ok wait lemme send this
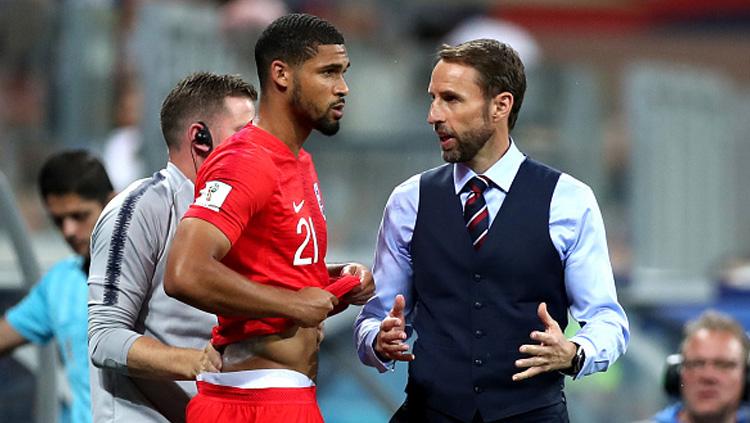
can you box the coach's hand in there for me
[185,342,222,379]
[512,302,577,381]
[374,294,415,362]
[292,287,338,327]
[340,263,375,305]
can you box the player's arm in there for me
[165,217,337,328]
[88,197,218,380]
[0,319,28,355]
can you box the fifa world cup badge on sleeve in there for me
[195,181,232,212]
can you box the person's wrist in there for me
[560,342,585,376]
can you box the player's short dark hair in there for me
[681,309,750,365]
[160,72,257,150]
[39,150,113,205]
[254,13,344,88]
[438,39,526,131]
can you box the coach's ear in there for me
[491,92,513,124]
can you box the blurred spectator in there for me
[102,73,145,192]
[0,150,114,423]
[219,0,287,77]
[651,310,750,423]
[444,15,541,70]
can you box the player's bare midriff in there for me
[220,324,322,380]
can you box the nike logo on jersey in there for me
[293,200,305,213]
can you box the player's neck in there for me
[255,100,311,157]
[167,151,197,183]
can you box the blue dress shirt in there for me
[354,141,629,378]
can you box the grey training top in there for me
[88,162,216,422]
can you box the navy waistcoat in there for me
[409,158,567,421]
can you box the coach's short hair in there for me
[160,72,257,150]
[39,150,113,205]
[681,309,750,365]
[438,39,526,131]
[254,13,344,88]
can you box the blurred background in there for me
[1,0,750,422]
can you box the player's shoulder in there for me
[211,134,275,168]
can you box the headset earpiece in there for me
[194,121,213,154]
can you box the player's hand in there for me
[291,287,339,327]
[512,302,577,381]
[340,263,375,305]
[186,342,222,379]
[374,294,414,362]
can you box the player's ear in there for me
[270,60,291,90]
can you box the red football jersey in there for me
[184,124,331,346]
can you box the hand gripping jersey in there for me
[184,124,345,347]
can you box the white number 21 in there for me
[293,217,319,266]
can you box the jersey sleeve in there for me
[87,185,165,372]
[184,147,277,244]
[5,271,56,344]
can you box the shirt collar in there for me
[166,161,189,183]
[453,138,526,194]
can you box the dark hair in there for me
[438,39,526,130]
[254,13,344,88]
[160,72,257,150]
[39,150,113,205]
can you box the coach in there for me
[354,39,629,422]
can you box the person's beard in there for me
[438,110,494,163]
[291,82,341,136]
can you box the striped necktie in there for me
[463,175,490,250]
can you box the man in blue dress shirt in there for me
[0,150,114,423]
[354,39,629,422]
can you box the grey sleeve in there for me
[87,192,162,372]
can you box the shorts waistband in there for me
[197,369,314,389]
[196,381,317,404]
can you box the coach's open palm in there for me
[512,302,577,381]
[375,294,415,362]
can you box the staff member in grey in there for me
[88,72,257,422]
